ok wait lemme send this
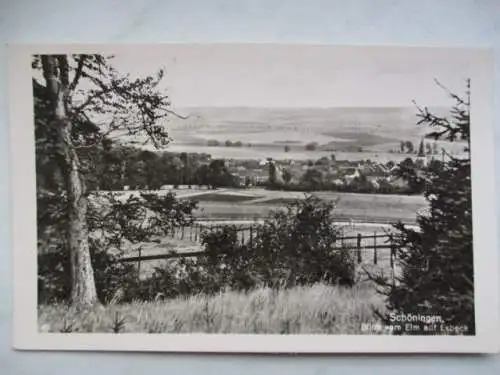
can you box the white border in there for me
[9,44,499,353]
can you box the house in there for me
[343,167,361,183]
[259,159,268,167]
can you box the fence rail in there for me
[117,223,398,268]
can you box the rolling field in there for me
[106,188,427,225]
[184,188,427,225]
[156,106,466,162]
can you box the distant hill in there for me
[166,106,448,146]
[120,106,465,158]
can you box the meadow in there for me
[38,282,386,334]
[182,188,428,225]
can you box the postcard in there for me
[9,43,499,353]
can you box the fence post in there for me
[189,225,193,241]
[373,232,378,265]
[137,247,142,275]
[357,233,362,264]
[390,244,396,285]
[249,226,253,248]
[181,226,185,240]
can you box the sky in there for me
[106,44,479,109]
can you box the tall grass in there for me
[38,282,385,334]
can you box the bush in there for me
[251,196,355,287]
[305,142,318,151]
[140,196,356,300]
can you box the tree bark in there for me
[41,55,99,307]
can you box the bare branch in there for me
[69,55,87,91]
[434,78,466,106]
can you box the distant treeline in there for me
[37,141,240,193]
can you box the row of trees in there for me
[207,139,248,147]
[93,145,238,190]
[398,139,439,156]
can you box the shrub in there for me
[251,196,355,288]
[146,196,356,299]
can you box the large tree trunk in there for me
[41,55,98,307]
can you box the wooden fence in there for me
[117,223,399,276]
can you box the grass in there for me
[192,189,427,224]
[38,282,387,334]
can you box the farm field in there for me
[102,188,428,225]
[154,106,467,162]
[38,282,386,334]
[184,188,428,225]
[165,143,416,163]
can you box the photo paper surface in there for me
[9,44,499,353]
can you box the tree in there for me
[282,169,292,184]
[417,138,425,157]
[400,141,405,153]
[34,54,181,307]
[404,141,414,154]
[267,158,278,186]
[225,140,233,147]
[180,152,189,185]
[305,142,318,151]
[425,142,432,155]
[393,157,425,194]
[207,139,220,147]
[372,79,474,334]
[284,145,290,153]
[205,159,235,188]
[300,168,324,191]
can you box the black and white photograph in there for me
[10,44,498,353]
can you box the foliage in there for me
[34,53,186,305]
[68,196,357,304]
[305,142,319,151]
[250,196,356,288]
[372,80,474,335]
[145,196,356,295]
[392,157,426,194]
[38,191,198,304]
